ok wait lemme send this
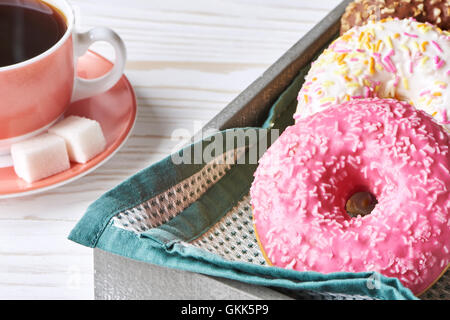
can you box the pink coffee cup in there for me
[0,0,127,154]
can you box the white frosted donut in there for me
[295,18,450,130]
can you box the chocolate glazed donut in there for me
[341,0,450,34]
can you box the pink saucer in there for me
[0,51,137,198]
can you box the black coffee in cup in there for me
[0,0,67,68]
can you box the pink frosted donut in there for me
[251,98,450,295]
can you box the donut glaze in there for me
[295,18,450,130]
[251,99,450,295]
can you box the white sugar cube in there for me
[11,134,70,183]
[49,116,106,164]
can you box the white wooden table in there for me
[0,0,341,299]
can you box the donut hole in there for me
[345,191,378,218]
[331,165,388,220]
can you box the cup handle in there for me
[71,27,127,102]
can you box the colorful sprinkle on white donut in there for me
[295,18,450,130]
